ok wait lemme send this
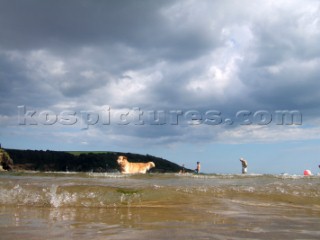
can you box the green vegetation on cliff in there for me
[5,149,189,173]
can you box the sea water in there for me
[0,171,319,239]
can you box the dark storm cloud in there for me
[0,0,214,61]
[0,0,219,111]
[0,0,164,49]
[0,51,63,115]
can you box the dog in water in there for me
[117,155,155,174]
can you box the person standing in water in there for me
[240,158,248,174]
[179,164,186,174]
[195,162,200,173]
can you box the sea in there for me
[0,171,319,240]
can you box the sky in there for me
[1,0,320,174]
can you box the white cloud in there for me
[91,68,164,107]
[25,50,67,78]
[217,125,320,144]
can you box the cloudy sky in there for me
[1,0,320,174]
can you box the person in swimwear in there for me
[240,158,248,174]
[179,164,186,174]
[195,162,200,174]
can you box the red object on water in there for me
[303,170,312,176]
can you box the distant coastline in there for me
[4,148,191,173]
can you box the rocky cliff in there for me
[0,149,14,171]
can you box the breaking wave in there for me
[0,172,319,208]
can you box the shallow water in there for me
[0,172,319,239]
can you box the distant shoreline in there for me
[4,148,191,173]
